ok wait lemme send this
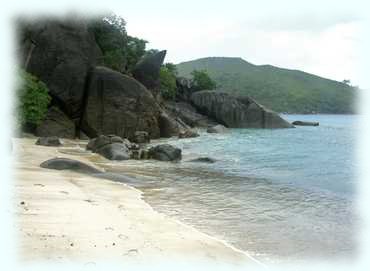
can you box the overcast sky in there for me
[3,0,367,88]
[110,0,365,87]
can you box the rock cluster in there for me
[21,18,293,144]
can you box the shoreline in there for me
[13,137,264,267]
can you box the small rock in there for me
[178,129,200,139]
[35,136,62,146]
[207,124,229,134]
[148,144,182,161]
[189,157,216,163]
[292,121,319,126]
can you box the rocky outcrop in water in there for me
[86,135,135,160]
[178,129,199,139]
[191,91,293,128]
[292,121,319,126]
[207,124,228,133]
[148,144,182,161]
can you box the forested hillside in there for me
[177,57,357,113]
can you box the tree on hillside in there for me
[191,70,216,91]
[342,79,351,85]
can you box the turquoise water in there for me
[102,114,359,264]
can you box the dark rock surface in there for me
[132,50,166,95]
[158,112,180,138]
[36,106,76,139]
[86,135,131,160]
[81,66,161,139]
[40,157,102,174]
[175,77,195,102]
[191,91,293,128]
[19,18,102,118]
[96,143,130,160]
[207,124,229,134]
[188,157,216,163]
[148,144,182,161]
[292,121,319,126]
[165,101,218,128]
[35,136,62,146]
[131,131,150,144]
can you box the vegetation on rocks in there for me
[89,13,148,73]
[16,70,51,128]
[159,63,178,100]
[190,69,217,91]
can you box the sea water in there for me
[100,114,359,264]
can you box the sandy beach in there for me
[13,137,262,267]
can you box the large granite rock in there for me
[132,50,167,96]
[148,144,182,161]
[81,66,161,139]
[19,18,102,118]
[191,91,293,128]
[36,106,76,139]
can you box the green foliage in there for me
[17,70,51,127]
[89,13,128,72]
[126,35,148,71]
[164,63,178,76]
[159,66,177,100]
[89,13,148,73]
[190,69,216,91]
[177,57,357,113]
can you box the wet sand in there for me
[13,138,262,268]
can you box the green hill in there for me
[176,57,357,113]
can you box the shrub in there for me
[191,69,216,91]
[159,66,177,100]
[16,70,51,127]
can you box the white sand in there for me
[13,138,262,267]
